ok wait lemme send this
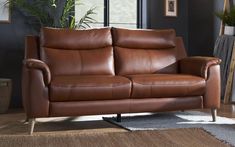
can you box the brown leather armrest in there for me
[23,59,51,85]
[179,56,221,79]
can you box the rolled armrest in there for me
[179,56,221,79]
[23,59,51,85]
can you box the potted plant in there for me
[216,6,235,35]
[5,0,96,31]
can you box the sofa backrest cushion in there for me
[112,28,186,75]
[113,28,176,49]
[40,27,114,76]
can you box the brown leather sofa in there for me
[22,27,221,135]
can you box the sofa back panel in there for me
[175,37,187,60]
[43,47,115,76]
[41,27,112,50]
[25,36,40,59]
[112,28,176,49]
[115,47,178,75]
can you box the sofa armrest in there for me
[22,59,50,118]
[180,56,221,109]
[179,56,221,79]
[23,59,51,85]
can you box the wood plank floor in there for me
[201,103,235,119]
[0,103,235,135]
[5,103,235,118]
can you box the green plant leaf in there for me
[6,0,97,30]
[76,6,97,29]
[215,7,235,26]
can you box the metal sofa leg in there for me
[117,114,121,122]
[211,109,217,122]
[29,118,36,135]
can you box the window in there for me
[75,0,142,29]
[75,0,104,28]
[109,0,137,28]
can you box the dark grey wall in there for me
[147,0,189,50]
[187,0,225,56]
[0,10,36,108]
[188,0,214,56]
[147,0,224,56]
[214,0,225,42]
[0,1,66,108]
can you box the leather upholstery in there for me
[129,97,203,113]
[50,97,203,117]
[50,100,131,116]
[23,59,51,85]
[126,74,205,98]
[22,66,49,118]
[42,47,114,76]
[40,27,114,76]
[22,27,221,120]
[112,28,176,49]
[174,37,187,60]
[25,36,40,59]
[204,65,221,109]
[41,27,112,50]
[113,28,186,75]
[115,47,179,75]
[179,56,221,79]
[50,75,131,101]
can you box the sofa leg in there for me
[29,118,36,135]
[117,114,121,122]
[25,117,29,123]
[211,109,217,122]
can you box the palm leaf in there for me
[77,7,97,29]
[6,0,97,29]
[60,0,78,28]
[6,0,54,27]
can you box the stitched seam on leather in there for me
[150,80,153,97]
[115,45,175,50]
[129,99,131,113]
[121,76,134,98]
[204,63,219,80]
[78,51,83,75]
[147,50,153,73]
[133,81,205,86]
[52,84,130,88]
[130,80,134,98]
[200,63,207,78]
[42,46,109,50]
[111,83,114,98]
[67,85,72,101]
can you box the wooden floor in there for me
[201,103,235,119]
[2,103,235,119]
[219,103,235,118]
[0,103,235,135]
[2,103,235,121]
[7,103,235,117]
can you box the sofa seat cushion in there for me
[50,75,131,102]
[126,74,206,98]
